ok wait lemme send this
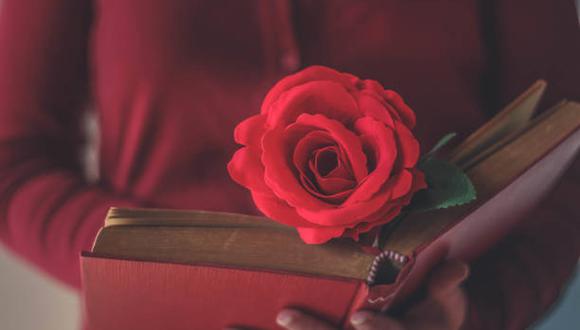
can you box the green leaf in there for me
[425,132,457,158]
[410,157,476,211]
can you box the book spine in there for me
[341,250,413,329]
[367,250,409,286]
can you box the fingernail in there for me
[276,309,295,326]
[350,312,371,325]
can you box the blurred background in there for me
[0,1,578,330]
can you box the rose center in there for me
[314,147,339,177]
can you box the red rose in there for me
[228,66,426,244]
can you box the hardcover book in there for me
[81,82,580,329]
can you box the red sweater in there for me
[0,1,578,329]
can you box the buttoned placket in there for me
[259,0,302,75]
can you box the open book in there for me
[81,82,580,330]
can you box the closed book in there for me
[81,82,580,329]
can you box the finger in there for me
[350,311,405,330]
[276,309,336,330]
[427,260,469,298]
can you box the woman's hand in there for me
[275,260,469,330]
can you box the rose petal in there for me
[233,115,267,147]
[296,188,392,226]
[300,174,354,205]
[227,148,269,193]
[344,203,403,240]
[262,128,331,210]
[388,169,414,199]
[363,168,423,224]
[326,156,351,178]
[294,168,413,226]
[384,90,416,128]
[360,79,385,93]
[344,177,427,240]
[410,167,428,192]
[296,226,347,244]
[299,171,420,240]
[311,146,339,177]
[356,92,395,128]
[300,139,352,179]
[266,81,360,128]
[357,80,410,126]
[261,66,356,114]
[292,113,368,182]
[309,146,355,181]
[293,131,334,175]
[394,121,421,168]
[251,191,315,228]
[308,146,357,195]
[383,102,404,124]
[345,117,397,204]
[313,175,356,195]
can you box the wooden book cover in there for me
[81,83,580,330]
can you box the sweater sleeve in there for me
[464,1,580,328]
[0,0,140,289]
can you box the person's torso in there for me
[91,0,488,213]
